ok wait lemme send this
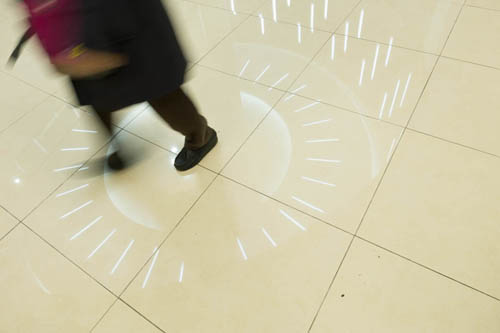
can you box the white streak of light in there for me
[70,216,102,240]
[269,73,289,90]
[294,101,320,113]
[230,0,236,15]
[56,184,89,198]
[330,35,335,60]
[272,0,277,22]
[357,9,364,38]
[262,228,277,247]
[53,164,83,172]
[310,3,315,32]
[259,13,265,35]
[388,79,401,118]
[400,72,412,107]
[324,0,328,19]
[298,22,302,44]
[179,261,185,283]
[255,64,271,82]
[238,59,250,77]
[359,59,366,86]
[60,147,89,151]
[110,240,135,275]
[60,200,93,220]
[302,176,336,187]
[306,138,339,143]
[237,238,248,260]
[87,229,116,259]
[279,209,307,231]
[292,196,325,213]
[302,119,331,127]
[379,92,388,119]
[72,129,97,133]
[385,37,393,67]
[344,22,349,52]
[306,158,341,163]
[142,248,159,288]
[371,44,380,80]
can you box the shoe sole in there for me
[175,132,218,171]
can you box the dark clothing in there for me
[72,0,187,112]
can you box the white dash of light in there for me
[56,184,89,198]
[272,0,277,22]
[110,239,135,275]
[262,228,277,247]
[53,164,83,172]
[70,216,102,240]
[255,64,271,82]
[324,0,328,20]
[399,72,412,107]
[269,73,289,90]
[310,3,315,32]
[306,138,339,143]
[371,44,380,80]
[259,13,265,35]
[297,22,302,44]
[178,261,185,283]
[302,119,331,127]
[239,59,250,77]
[230,0,236,15]
[357,9,365,38]
[301,176,336,187]
[60,147,89,152]
[292,196,325,213]
[280,209,307,231]
[287,0,290,7]
[307,158,341,163]
[78,166,89,172]
[294,101,320,113]
[142,249,160,288]
[87,229,116,259]
[330,35,335,60]
[385,36,393,67]
[60,200,93,220]
[237,237,248,260]
[389,79,401,118]
[379,92,388,119]
[344,22,349,53]
[359,59,366,86]
[72,129,97,133]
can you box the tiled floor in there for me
[1,0,500,332]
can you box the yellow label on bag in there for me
[69,44,86,59]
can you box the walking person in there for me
[16,0,217,171]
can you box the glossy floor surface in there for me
[1,0,500,332]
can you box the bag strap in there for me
[8,27,35,65]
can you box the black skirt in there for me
[71,0,187,112]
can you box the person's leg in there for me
[149,87,217,170]
[93,108,125,170]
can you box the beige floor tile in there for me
[467,0,500,10]
[123,176,351,333]
[24,131,216,294]
[0,71,48,133]
[410,57,500,156]
[166,0,248,63]
[0,225,114,332]
[0,97,112,219]
[256,0,359,32]
[291,36,437,126]
[223,96,403,232]
[359,131,500,298]
[310,238,500,332]
[187,0,266,14]
[0,208,17,239]
[200,16,330,90]
[340,0,462,54]
[93,301,162,333]
[443,6,500,68]
[126,66,283,172]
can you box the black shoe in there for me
[107,151,126,171]
[175,130,218,171]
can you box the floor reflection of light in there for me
[292,196,325,213]
[142,248,159,288]
[269,73,289,90]
[53,164,84,172]
[70,216,102,240]
[60,147,89,151]
[294,101,320,113]
[279,209,307,231]
[87,228,116,259]
[388,79,401,118]
[302,119,331,127]
[285,84,307,101]
[287,0,290,7]
[379,92,388,119]
[324,0,328,20]
[111,239,135,275]
[301,176,336,187]
[359,59,366,86]
[330,35,335,60]
[60,200,93,219]
[56,184,89,198]
[385,37,394,67]
[400,73,413,107]
[255,64,271,82]
[297,22,302,44]
[72,129,97,134]
[259,13,265,35]
[305,138,339,143]
[239,59,250,77]
[371,44,380,80]
[13,177,21,184]
[230,0,236,15]
[272,0,277,22]
[344,22,349,53]
[310,3,315,32]
[179,261,185,283]
[262,228,277,247]
[78,166,89,172]
[236,237,248,260]
[306,158,341,163]
[357,9,364,38]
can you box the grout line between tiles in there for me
[0,221,21,243]
[465,3,500,12]
[111,299,168,333]
[89,298,121,333]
